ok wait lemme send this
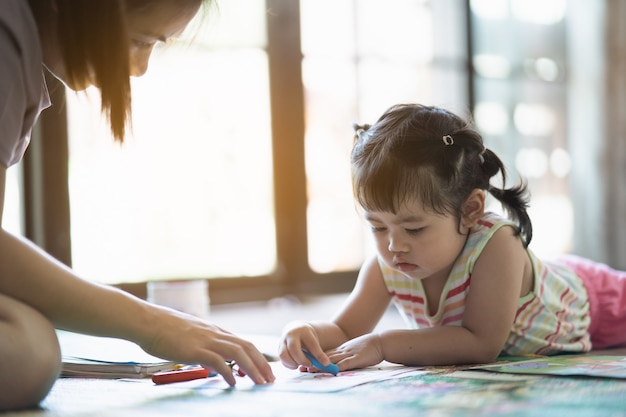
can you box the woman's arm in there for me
[0,166,274,387]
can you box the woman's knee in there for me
[0,294,61,410]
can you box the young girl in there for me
[279,103,626,374]
[1,0,274,410]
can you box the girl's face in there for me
[364,200,470,281]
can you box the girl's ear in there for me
[461,188,485,229]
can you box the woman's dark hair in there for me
[54,0,131,141]
[351,103,533,246]
[29,0,208,142]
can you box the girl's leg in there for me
[0,293,61,410]
[558,255,626,349]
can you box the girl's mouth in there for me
[395,262,417,273]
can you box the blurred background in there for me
[4,0,625,305]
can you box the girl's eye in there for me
[370,226,386,233]
[405,227,425,235]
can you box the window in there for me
[55,0,468,303]
[2,165,23,235]
[66,1,275,284]
[470,0,572,257]
[301,0,469,273]
[10,0,577,304]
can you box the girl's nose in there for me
[388,235,408,253]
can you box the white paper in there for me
[150,361,428,392]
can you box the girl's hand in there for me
[326,333,384,371]
[138,305,275,387]
[278,320,332,372]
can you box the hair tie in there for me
[442,135,454,145]
[478,146,487,164]
[353,123,370,141]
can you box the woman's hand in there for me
[138,305,275,387]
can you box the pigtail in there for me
[481,149,533,246]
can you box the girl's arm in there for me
[332,255,393,339]
[279,255,392,370]
[331,226,530,369]
[327,227,532,370]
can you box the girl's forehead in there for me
[362,199,441,222]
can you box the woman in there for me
[0,0,275,410]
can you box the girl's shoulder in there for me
[469,211,520,247]
[475,211,517,230]
[453,212,521,274]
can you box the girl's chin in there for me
[395,263,418,273]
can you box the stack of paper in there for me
[61,357,176,378]
[57,330,177,378]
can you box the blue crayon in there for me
[303,351,339,376]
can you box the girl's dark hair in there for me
[351,103,533,246]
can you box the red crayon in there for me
[152,366,214,385]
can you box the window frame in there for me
[22,1,481,305]
[23,0,365,305]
